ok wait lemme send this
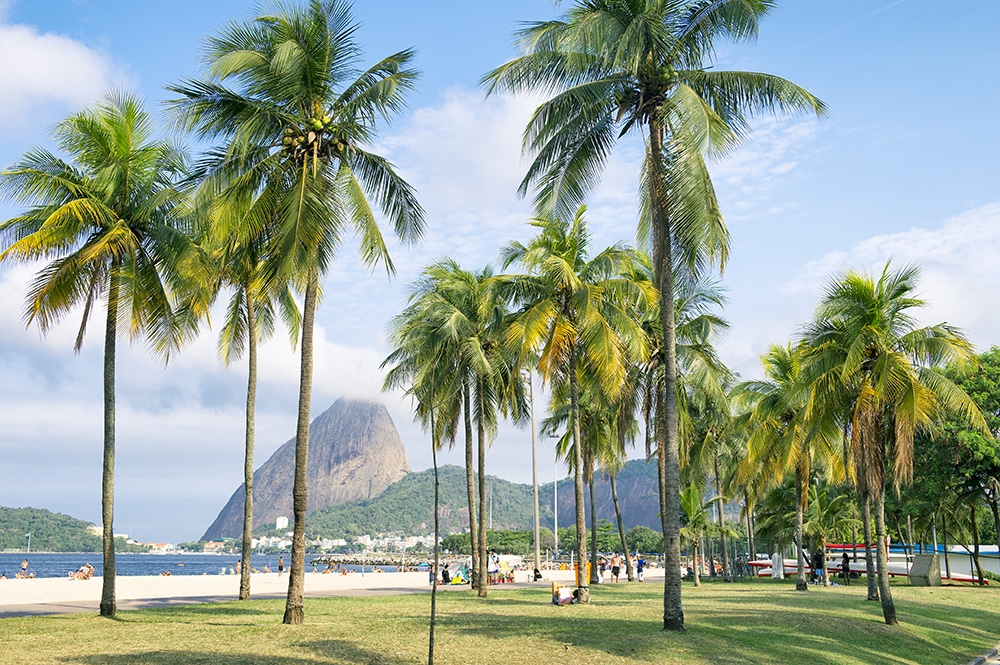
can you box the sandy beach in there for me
[0,567,633,617]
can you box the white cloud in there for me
[786,202,1000,349]
[0,15,123,131]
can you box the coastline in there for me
[0,567,647,617]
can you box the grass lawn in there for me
[4,579,999,664]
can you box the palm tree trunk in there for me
[462,380,479,590]
[795,467,807,591]
[569,346,589,603]
[476,377,488,598]
[99,271,119,618]
[988,492,1000,557]
[428,410,439,665]
[239,291,257,601]
[745,491,757,571]
[971,504,985,586]
[692,539,701,587]
[649,113,683,631]
[610,474,634,581]
[941,512,951,579]
[283,272,317,625]
[874,490,898,625]
[589,473,599,584]
[862,492,878,600]
[714,452,731,582]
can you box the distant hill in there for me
[305,458,666,538]
[203,398,411,540]
[0,506,100,552]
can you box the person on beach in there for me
[21,559,28,578]
[277,556,284,577]
[841,551,851,586]
[637,555,645,582]
[611,552,621,583]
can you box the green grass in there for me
[3,580,999,664]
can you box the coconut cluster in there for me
[281,115,345,158]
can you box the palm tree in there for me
[802,263,987,624]
[679,481,717,587]
[627,254,733,582]
[387,259,522,597]
[498,207,652,603]
[484,0,825,629]
[0,91,199,617]
[169,0,424,624]
[733,343,842,591]
[382,289,454,665]
[210,239,300,601]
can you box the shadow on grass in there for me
[440,587,999,664]
[301,639,413,665]
[64,651,335,665]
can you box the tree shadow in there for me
[300,639,410,665]
[65,651,333,665]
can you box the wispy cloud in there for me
[823,0,906,37]
[785,202,1000,346]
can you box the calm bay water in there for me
[0,553,378,579]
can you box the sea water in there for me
[0,553,392,579]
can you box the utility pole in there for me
[553,448,559,561]
[525,369,541,575]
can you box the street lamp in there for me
[25,532,31,553]
[523,369,541,576]
[553,445,559,561]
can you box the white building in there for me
[275,516,289,530]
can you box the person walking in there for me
[610,552,621,583]
[841,551,851,586]
[277,556,285,577]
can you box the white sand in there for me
[0,568,596,609]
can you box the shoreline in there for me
[1,568,662,617]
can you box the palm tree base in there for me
[99,602,115,618]
[662,615,685,632]
[795,580,808,591]
[283,606,304,625]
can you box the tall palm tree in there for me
[628,254,732,582]
[498,207,652,603]
[169,0,424,624]
[802,263,986,625]
[733,343,842,591]
[382,290,453,665]
[211,240,300,601]
[388,259,522,597]
[484,0,824,630]
[0,91,199,617]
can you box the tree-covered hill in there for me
[306,465,537,538]
[0,506,101,552]
[304,458,668,539]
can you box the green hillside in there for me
[303,458,667,539]
[306,466,537,538]
[0,506,101,552]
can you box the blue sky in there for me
[1,0,998,545]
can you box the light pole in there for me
[25,532,31,553]
[553,446,559,562]
[523,369,541,576]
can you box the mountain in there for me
[0,506,101,552]
[305,458,665,538]
[202,398,411,540]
